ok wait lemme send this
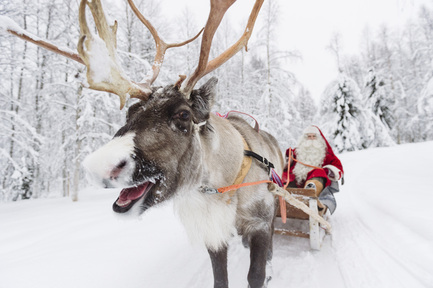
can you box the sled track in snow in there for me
[353,209,433,287]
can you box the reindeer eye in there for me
[174,110,190,121]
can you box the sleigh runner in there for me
[273,186,332,250]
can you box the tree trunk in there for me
[5,4,28,193]
[62,0,72,198]
[72,86,83,202]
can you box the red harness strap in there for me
[215,110,260,132]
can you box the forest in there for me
[1,0,432,201]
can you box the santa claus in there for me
[282,125,344,213]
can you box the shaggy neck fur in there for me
[173,117,241,251]
[293,136,327,185]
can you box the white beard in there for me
[293,137,327,186]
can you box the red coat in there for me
[282,127,343,188]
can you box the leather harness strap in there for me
[219,137,279,199]
[244,150,274,172]
[225,137,253,203]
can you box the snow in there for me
[418,77,433,116]
[85,35,114,83]
[0,15,77,56]
[0,16,26,36]
[1,142,433,287]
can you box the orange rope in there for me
[217,180,272,193]
[278,147,325,223]
[278,148,294,223]
[288,147,324,171]
[215,148,325,224]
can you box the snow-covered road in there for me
[1,142,432,288]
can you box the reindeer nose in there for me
[110,160,128,180]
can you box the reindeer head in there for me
[83,78,218,214]
[5,0,264,214]
[76,0,263,215]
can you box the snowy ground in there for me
[1,142,433,288]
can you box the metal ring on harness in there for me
[244,150,275,173]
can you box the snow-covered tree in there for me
[246,0,302,149]
[2,0,433,202]
[0,0,145,201]
[317,73,367,152]
[294,87,317,129]
[418,76,433,140]
[365,68,394,130]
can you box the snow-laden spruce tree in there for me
[246,0,302,149]
[365,68,394,129]
[418,76,433,140]
[207,0,302,150]
[362,110,396,148]
[294,88,318,129]
[317,73,368,153]
[363,68,395,147]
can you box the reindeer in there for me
[5,0,284,287]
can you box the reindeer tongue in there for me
[116,182,151,207]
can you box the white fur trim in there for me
[303,126,320,135]
[323,165,342,181]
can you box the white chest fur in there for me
[173,187,237,251]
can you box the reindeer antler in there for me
[4,0,203,109]
[180,0,264,98]
[78,0,152,109]
[4,0,262,107]
[127,0,204,87]
[77,0,205,109]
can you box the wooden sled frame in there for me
[274,187,331,250]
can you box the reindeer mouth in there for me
[112,181,154,213]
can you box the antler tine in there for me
[78,0,152,109]
[205,0,264,75]
[127,0,204,86]
[180,0,264,98]
[2,16,84,64]
[5,0,260,108]
[180,0,236,98]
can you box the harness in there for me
[199,135,331,230]
[287,147,324,171]
[200,111,280,197]
[222,138,252,203]
[211,137,276,203]
[198,111,333,232]
[244,150,274,171]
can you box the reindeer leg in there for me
[208,246,229,288]
[247,231,272,288]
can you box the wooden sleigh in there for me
[273,187,331,250]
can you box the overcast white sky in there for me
[277,0,431,101]
[162,0,431,101]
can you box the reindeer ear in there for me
[190,77,218,123]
